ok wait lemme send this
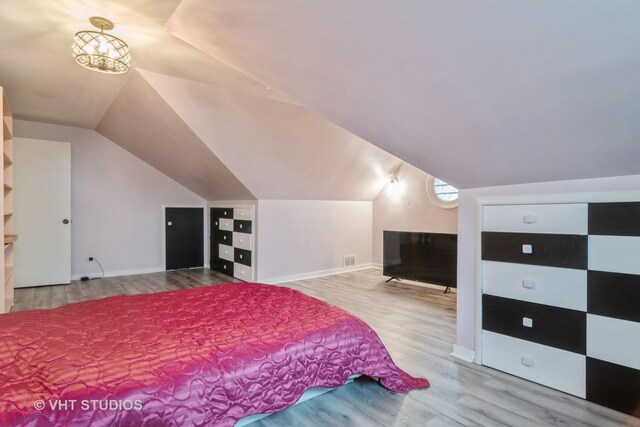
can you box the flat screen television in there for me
[383,231,457,290]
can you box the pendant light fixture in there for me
[72,17,131,74]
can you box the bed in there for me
[0,283,428,426]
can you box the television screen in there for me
[383,231,457,288]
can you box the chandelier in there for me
[72,17,131,74]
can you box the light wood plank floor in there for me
[13,269,639,427]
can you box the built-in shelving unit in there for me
[1,87,15,313]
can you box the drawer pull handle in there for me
[522,279,536,289]
[224,236,227,240]
[522,317,533,328]
[240,224,243,229]
[521,357,534,367]
[240,254,243,259]
[522,244,533,254]
[522,214,537,224]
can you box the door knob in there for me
[63,219,70,224]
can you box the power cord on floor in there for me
[80,257,105,281]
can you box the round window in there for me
[427,176,458,209]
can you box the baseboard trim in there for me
[450,344,476,364]
[71,267,165,281]
[260,263,378,285]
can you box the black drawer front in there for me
[587,357,640,416]
[211,258,234,276]
[234,220,252,234]
[211,208,233,220]
[589,202,640,236]
[214,230,232,245]
[481,232,587,269]
[234,248,252,267]
[215,208,233,219]
[588,270,640,323]
[218,259,234,277]
[482,294,586,354]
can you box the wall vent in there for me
[343,255,356,267]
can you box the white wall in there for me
[372,162,458,265]
[456,174,640,358]
[14,120,205,279]
[256,200,373,282]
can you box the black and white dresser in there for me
[210,207,254,282]
[481,202,640,416]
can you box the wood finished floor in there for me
[13,269,639,427]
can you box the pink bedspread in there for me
[0,283,428,426]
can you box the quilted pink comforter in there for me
[0,283,428,426]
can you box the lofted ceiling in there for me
[136,69,402,200]
[0,0,293,129]
[96,70,254,201]
[168,0,640,189]
[3,1,639,197]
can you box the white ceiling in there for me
[0,0,293,128]
[168,0,640,189]
[3,1,640,194]
[137,69,403,200]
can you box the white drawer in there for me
[483,204,587,234]
[233,232,252,250]
[219,218,234,231]
[234,263,253,281]
[219,244,234,262]
[587,314,640,370]
[233,208,253,220]
[482,331,586,398]
[482,261,587,311]
[589,235,640,275]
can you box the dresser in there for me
[210,207,254,282]
[481,202,640,416]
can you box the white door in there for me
[14,138,71,287]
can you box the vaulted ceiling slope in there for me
[96,70,254,200]
[168,1,640,189]
[136,69,402,200]
[0,0,293,128]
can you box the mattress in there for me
[0,283,428,426]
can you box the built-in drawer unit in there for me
[219,244,234,262]
[587,314,640,370]
[234,248,251,267]
[589,202,640,236]
[233,208,253,221]
[218,208,234,219]
[483,295,586,354]
[586,357,640,416]
[481,201,640,417]
[588,271,640,323]
[219,259,234,276]
[219,218,234,231]
[210,206,255,282]
[215,230,232,245]
[483,203,588,235]
[234,220,252,234]
[483,261,587,311]
[234,263,253,282]
[482,232,587,269]
[482,331,586,398]
[233,232,252,251]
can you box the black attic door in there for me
[165,207,204,270]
